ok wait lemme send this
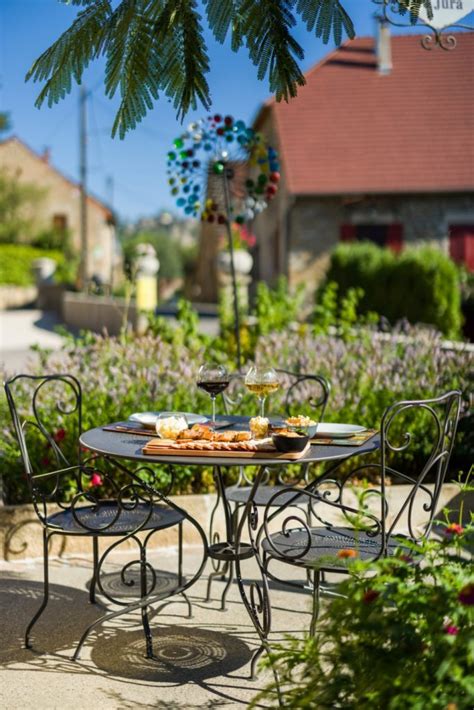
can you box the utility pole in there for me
[106,174,115,292]
[79,85,88,289]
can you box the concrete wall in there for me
[0,138,115,283]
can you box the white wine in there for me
[245,382,280,396]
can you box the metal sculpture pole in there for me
[222,165,242,371]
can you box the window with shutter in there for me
[449,225,474,271]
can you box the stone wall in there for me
[278,192,474,293]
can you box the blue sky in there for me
[0,0,443,221]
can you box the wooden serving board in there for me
[142,439,310,460]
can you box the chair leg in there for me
[89,536,99,604]
[178,521,192,618]
[309,569,321,636]
[140,544,154,659]
[25,529,50,649]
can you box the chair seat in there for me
[226,485,307,507]
[262,526,411,568]
[46,501,184,535]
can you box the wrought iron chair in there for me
[205,369,331,609]
[259,391,462,634]
[4,374,201,660]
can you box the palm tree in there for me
[26,1,431,138]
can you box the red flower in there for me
[363,589,380,604]
[458,583,474,606]
[90,472,103,488]
[444,624,459,636]
[53,428,66,443]
[444,523,464,536]
[337,549,358,559]
[41,456,51,468]
[398,554,414,564]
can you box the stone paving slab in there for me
[0,548,313,710]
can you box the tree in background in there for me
[26,1,433,139]
[0,168,45,245]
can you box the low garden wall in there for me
[0,285,37,309]
[0,484,463,562]
[62,293,142,336]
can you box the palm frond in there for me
[154,0,211,121]
[26,0,111,108]
[104,1,161,139]
[295,0,354,45]
[241,0,305,101]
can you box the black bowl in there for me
[271,432,309,453]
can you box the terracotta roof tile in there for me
[266,34,474,195]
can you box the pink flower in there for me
[90,472,103,487]
[363,589,380,604]
[458,583,474,606]
[444,624,459,636]
[444,523,464,536]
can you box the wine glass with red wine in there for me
[197,363,229,423]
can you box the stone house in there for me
[249,29,474,291]
[0,136,116,283]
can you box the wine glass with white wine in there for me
[244,366,280,417]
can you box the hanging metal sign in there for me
[373,0,474,49]
[418,0,474,29]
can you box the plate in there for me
[309,422,367,439]
[129,412,208,429]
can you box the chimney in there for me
[41,147,51,163]
[377,17,392,75]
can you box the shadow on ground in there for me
[0,573,253,688]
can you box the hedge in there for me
[0,244,65,286]
[321,243,462,339]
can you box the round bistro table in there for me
[80,416,380,676]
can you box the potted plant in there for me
[217,222,256,276]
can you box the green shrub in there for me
[0,244,64,286]
[254,495,474,710]
[320,243,462,338]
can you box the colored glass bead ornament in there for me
[168,114,280,226]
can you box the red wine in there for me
[197,380,229,396]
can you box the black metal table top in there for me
[80,416,380,467]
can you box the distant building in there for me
[252,29,474,289]
[0,136,116,283]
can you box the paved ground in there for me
[0,309,219,375]
[0,548,312,710]
[0,310,65,373]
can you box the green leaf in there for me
[295,1,355,44]
[153,0,211,121]
[241,0,306,101]
[104,1,161,139]
[26,0,111,108]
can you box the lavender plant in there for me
[1,318,472,503]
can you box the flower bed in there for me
[0,323,472,504]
